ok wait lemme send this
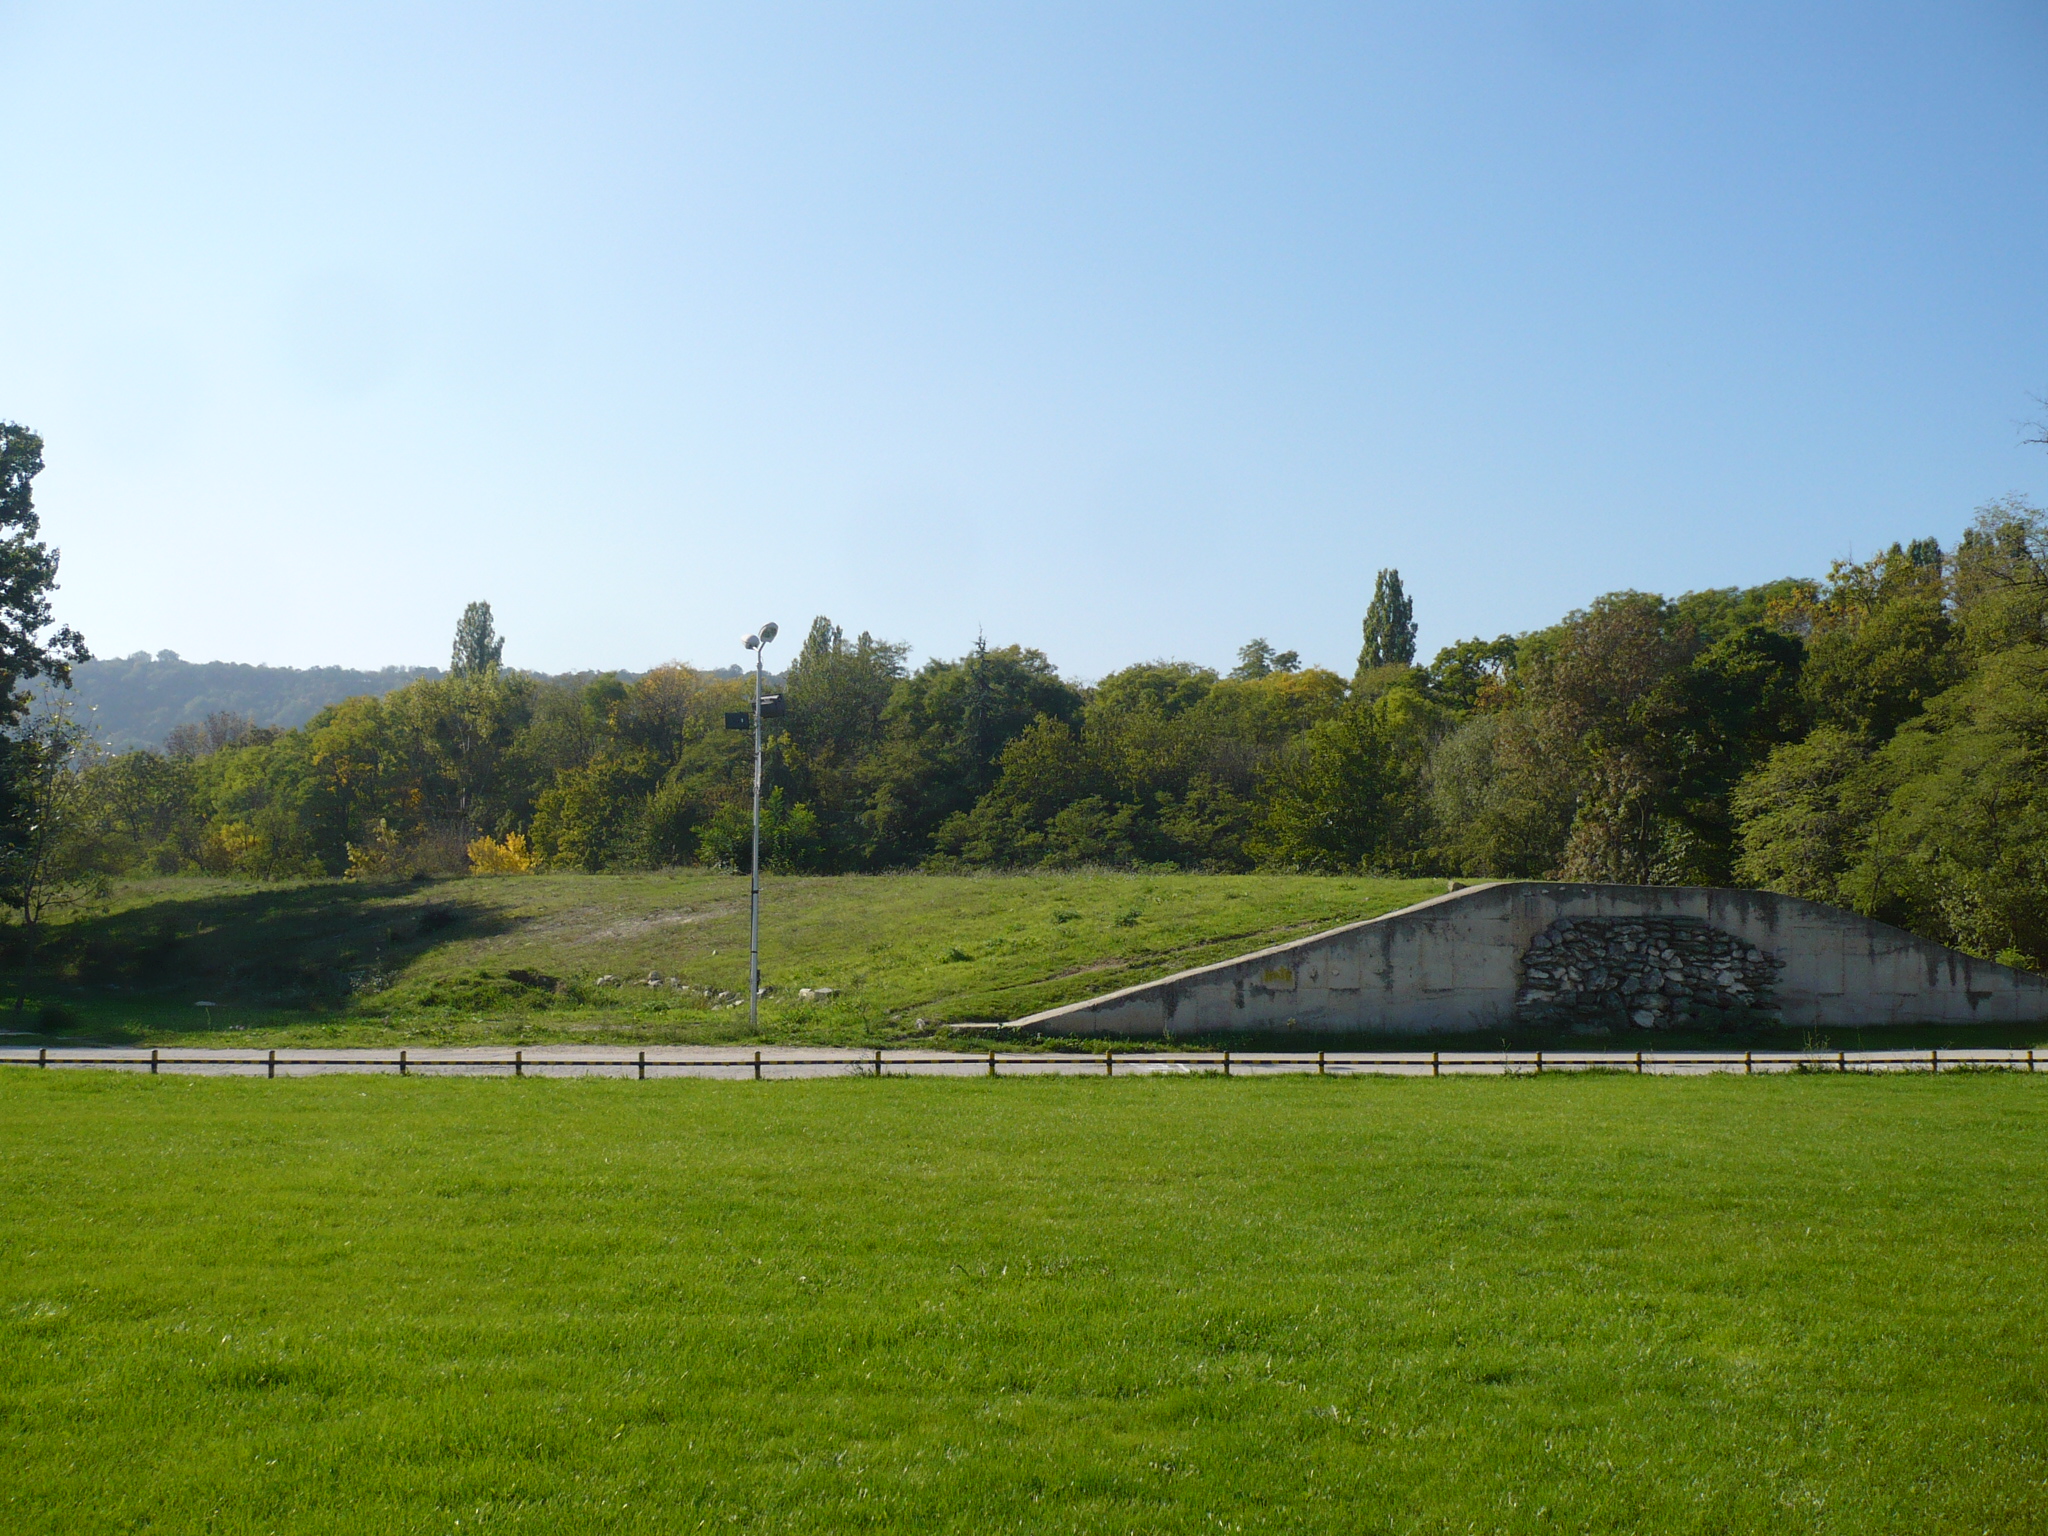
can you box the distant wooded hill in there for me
[61,654,444,748]
[59,653,742,750]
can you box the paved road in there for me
[1,1045,2040,1079]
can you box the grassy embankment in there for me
[11,870,2048,1051]
[8,870,1446,1048]
[2,1070,2044,1533]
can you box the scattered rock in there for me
[594,974,619,987]
[798,987,838,1002]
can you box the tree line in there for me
[5,417,2048,970]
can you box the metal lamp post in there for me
[742,622,778,1034]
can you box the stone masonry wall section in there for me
[1011,881,2048,1038]
[1518,917,1784,1030]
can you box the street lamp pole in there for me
[743,622,778,1036]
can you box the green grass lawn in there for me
[11,870,1445,1047]
[2,1072,2044,1533]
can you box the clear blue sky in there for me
[4,2,2045,679]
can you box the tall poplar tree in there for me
[1357,568,1417,676]
[449,601,505,676]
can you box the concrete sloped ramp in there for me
[1012,881,2048,1037]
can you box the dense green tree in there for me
[0,424,88,718]
[1092,661,1217,726]
[1086,662,1222,807]
[1423,635,1518,712]
[304,695,405,864]
[933,664,1349,872]
[1658,625,1808,882]
[527,669,753,871]
[1426,709,1576,878]
[786,620,907,758]
[0,705,107,988]
[1802,595,1960,741]
[530,752,664,871]
[860,642,1083,865]
[0,424,90,925]
[1357,568,1417,676]
[1229,639,1299,679]
[696,787,825,873]
[1952,497,2048,657]
[449,601,505,677]
[1529,593,1696,883]
[1732,728,1874,904]
[1842,646,2048,967]
[1252,698,1414,872]
[188,728,325,877]
[782,618,909,868]
[927,691,1126,869]
[1672,578,1814,647]
[76,748,203,873]
[1427,605,1801,885]
[388,670,536,838]
[930,715,1111,867]
[1758,543,1958,742]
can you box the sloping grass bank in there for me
[10,870,1443,1046]
[2,1070,2044,1533]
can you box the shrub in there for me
[344,820,409,882]
[416,904,459,935]
[37,1001,80,1032]
[467,832,536,874]
[697,789,827,873]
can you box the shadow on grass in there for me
[5,879,520,1042]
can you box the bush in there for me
[37,1001,80,1032]
[416,904,459,934]
[383,969,556,1013]
[697,789,827,873]
[642,779,704,867]
[467,832,536,874]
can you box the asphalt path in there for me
[1,1045,2040,1079]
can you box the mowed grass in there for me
[22,870,1444,1046]
[3,1072,2045,1533]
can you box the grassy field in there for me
[11,870,1446,1048]
[1,1070,2043,1533]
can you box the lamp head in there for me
[743,634,760,651]
[758,621,779,644]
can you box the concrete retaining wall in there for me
[1012,882,2048,1037]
